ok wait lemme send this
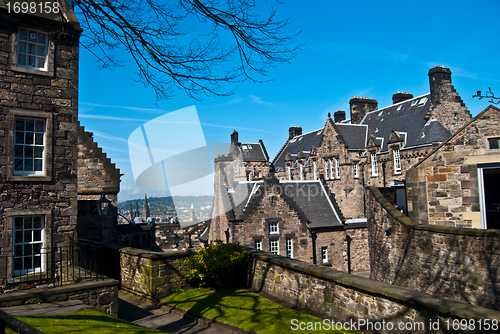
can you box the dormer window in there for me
[269,221,278,234]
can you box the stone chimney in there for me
[334,110,346,123]
[231,130,238,145]
[349,97,378,124]
[392,92,413,104]
[288,126,303,139]
[427,66,471,133]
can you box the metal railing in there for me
[0,239,104,291]
[0,309,44,334]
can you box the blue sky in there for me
[77,0,500,202]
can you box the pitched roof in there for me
[273,129,324,171]
[237,142,268,162]
[229,178,344,228]
[335,124,368,150]
[361,94,451,152]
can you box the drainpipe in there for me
[345,235,352,273]
[361,165,366,217]
[382,162,387,188]
[309,227,317,265]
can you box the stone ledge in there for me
[244,248,500,321]
[368,186,500,237]
[0,279,119,303]
[119,247,196,259]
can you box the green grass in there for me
[7,309,167,334]
[162,288,362,334]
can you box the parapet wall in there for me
[246,248,500,333]
[367,186,500,310]
[119,247,193,301]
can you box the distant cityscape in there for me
[117,195,213,226]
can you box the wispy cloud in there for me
[88,130,129,145]
[249,95,276,107]
[201,122,275,133]
[79,102,170,114]
[79,114,149,122]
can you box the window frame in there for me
[254,239,262,251]
[321,246,328,263]
[324,159,329,180]
[269,238,279,255]
[286,237,293,258]
[4,209,53,279]
[353,163,359,178]
[334,157,340,179]
[10,27,55,77]
[269,221,279,234]
[371,153,378,177]
[312,160,317,180]
[393,148,402,174]
[7,109,53,182]
[487,137,500,151]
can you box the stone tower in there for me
[143,194,150,219]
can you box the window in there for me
[313,160,317,180]
[488,137,500,150]
[269,221,278,234]
[324,159,329,180]
[269,239,279,255]
[371,153,378,177]
[10,28,54,76]
[14,118,45,176]
[299,163,304,180]
[334,157,340,179]
[329,159,334,179]
[17,28,48,69]
[321,246,328,263]
[287,165,291,180]
[255,239,262,250]
[353,163,359,178]
[13,216,45,276]
[393,149,402,174]
[286,237,293,258]
[8,109,53,181]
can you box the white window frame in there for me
[353,163,359,178]
[13,215,46,276]
[324,159,329,180]
[334,157,340,179]
[286,237,293,258]
[269,238,279,255]
[371,153,378,177]
[329,159,334,179]
[393,149,402,174]
[313,160,317,180]
[487,137,500,150]
[287,165,291,181]
[299,162,304,180]
[13,117,46,176]
[321,246,328,263]
[255,239,262,250]
[269,221,279,234]
[7,109,53,182]
[10,27,55,76]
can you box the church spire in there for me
[143,194,150,218]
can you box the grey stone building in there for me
[407,104,500,229]
[0,1,121,286]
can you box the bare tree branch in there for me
[473,87,500,105]
[72,0,302,101]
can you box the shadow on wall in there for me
[367,186,500,310]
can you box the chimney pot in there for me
[334,110,346,123]
[231,130,238,145]
[349,97,378,124]
[392,92,414,104]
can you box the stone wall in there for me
[367,186,500,310]
[246,248,500,333]
[119,247,193,301]
[407,105,500,228]
[0,279,119,316]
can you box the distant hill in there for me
[118,195,213,216]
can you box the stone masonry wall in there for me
[367,186,500,310]
[0,10,81,248]
[246,248,500,333]
[407,106,500,227]
[120,247,193,301]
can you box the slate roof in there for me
[335,124,368,150]
[228,179,343,228]
[361,94,451,152]
[237,142,268,162]
[273,129,324,171]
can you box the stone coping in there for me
[119,247,196,259]
[367,186,500,237]
[0,279,119,303]
[244,248,500,321]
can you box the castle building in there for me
[209,66,473,270]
